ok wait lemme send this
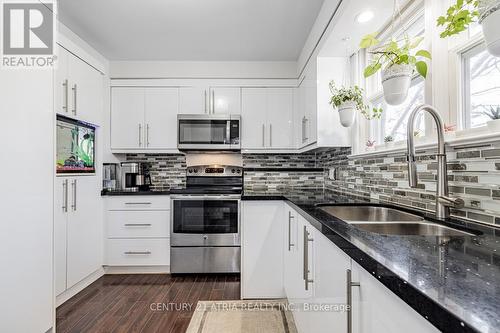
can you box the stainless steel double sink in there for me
[319,205,473,236]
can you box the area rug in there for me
[186,300,298,333]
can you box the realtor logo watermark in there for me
[1,0,56,68]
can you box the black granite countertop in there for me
[101,189,172,196]
[242,189,500,333]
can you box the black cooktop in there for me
[169,187,243,195]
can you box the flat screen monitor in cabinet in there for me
[56,115,96,174]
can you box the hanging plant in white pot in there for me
[328,82,382,127]
[359,34,431,105]
[437,0,500,57]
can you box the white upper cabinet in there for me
[267,88,294,148]
[54,45,102,125]
[111,87,180,151]
[241,88,268,149]
[241,87,294,150]
[179,86,208,114]
[144,88,179,149]
[111,87,145,150]
[210,87,241,115]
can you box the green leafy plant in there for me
[483,105,500,120]
[384,135,394,143]
[329,82,383,120]
[437,0,479,38]
[360,34,431,79]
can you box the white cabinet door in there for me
[242,201,284,299]
[68,55,103,124]
[283,204,299,298]
[308,230,351,333]
[290,215,315,333]
[144,87,179,149]
[241,88,267,149]
[54,177,69,296]
[179,86,207,114]
[351,261,439,333]
[111,87,145,149]
[267,88,294,148]
[211,87,241,115]
[54,46,69,115]
[66,177,102,288]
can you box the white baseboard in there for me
[56,267,105,307]
[103,265,170,274]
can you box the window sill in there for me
[349,128,500,159]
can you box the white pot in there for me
[480,1,500,56]
[487,119,500,131]
[381,64,413,105]
[384,141,395,148]
[337,101,356,127]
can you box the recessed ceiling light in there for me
[356,10,374,23]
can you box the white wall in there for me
[0,70,54,333]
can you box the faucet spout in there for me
[406,104,460,220]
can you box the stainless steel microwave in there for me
[177,114,241,151]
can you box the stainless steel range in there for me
[170,165,242,273]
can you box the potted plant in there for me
[329,82,370,127]
[483,105,500,131]
[384,135,395,148]
[444,124,457,139]
[360,34,431,105]
[437,0,500,56]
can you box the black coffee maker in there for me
[120,162,152,192]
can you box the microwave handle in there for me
[226,121,231,144]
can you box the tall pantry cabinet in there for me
[54,45,104,298]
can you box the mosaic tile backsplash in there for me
[317,146,500,226]
[125,154,186,191]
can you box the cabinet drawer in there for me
[105,196,170,210]
[106,239,170,266]
[107,211,169,238]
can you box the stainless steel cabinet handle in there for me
[303,225,314,290]
[124,223,152,227]
[262,124,265,147]
[146,124,150,147]
[301,117,306,143]
[72,84,77,115]
[347,269,360,333]
[71,179,77,211]
[211,90,215,114]
[138,124,142,147]
[124,202,152,205]
[124,251,151,255]
[62,79,69,112]
[204,90,208,114]
[288,211,295,251]
[269,124,272,147]
[62,179,68,212]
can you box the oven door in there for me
[177,115,240,150]
[171,196,240,246]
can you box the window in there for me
[462,44,500,128]
[364,8,426,143]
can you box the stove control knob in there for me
[237,169,241,173]
[231,169,235,173]
[194,169,198,173]
[188,169,193,173]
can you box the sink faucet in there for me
[407,104,464,220]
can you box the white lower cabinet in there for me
[351,261,439,333]
[242,201,285,299]
[104,196,170,267]
[279,204,439,333]
[55,176,103,295]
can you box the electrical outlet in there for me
[328,168,337,180]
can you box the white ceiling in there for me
[58,0,326,61]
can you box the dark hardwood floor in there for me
[56,274,240,333]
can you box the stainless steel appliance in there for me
[177,114,241,151]
[170,165,243,273]
[120,162,152,192]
